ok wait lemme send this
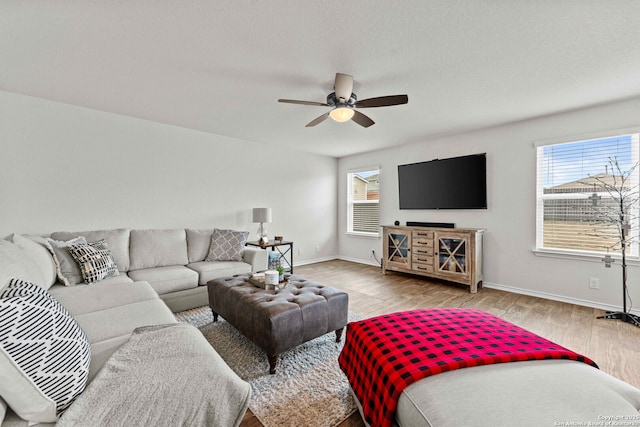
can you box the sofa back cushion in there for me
[129,229,189,270]
[186,229,213,263]
[50,229,131,272]
[0,240,46,290]
[10,235,57,288]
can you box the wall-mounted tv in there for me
[398,153,487,209]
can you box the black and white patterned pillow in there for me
[0,278,90,422]
[205,229,249,262]
[66,239,119,284]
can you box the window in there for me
[536,132,639,257]
[347,167,380,236]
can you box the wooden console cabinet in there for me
[382,225,484,293]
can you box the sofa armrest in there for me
[242,247,268,272]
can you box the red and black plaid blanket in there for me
[338,308,598,427]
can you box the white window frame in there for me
[347,166,380,238]
[534,127,640,263]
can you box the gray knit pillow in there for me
[47,237,87,286]
[205,229,249,262]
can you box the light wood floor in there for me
[241,259,640,427]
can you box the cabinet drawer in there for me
[412,246,434,256]
[412,262,434,273]
[413,230,434,239]
[413,238,434,247]
[412,231,434,248]
[412,253,434,265]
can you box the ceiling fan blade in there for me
[351,110,375,128]
[278,99,329,107]
[334,73,353,102]
[305,112,330,127]
[355,94,408,108]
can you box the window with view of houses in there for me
[536,132,639,257]
[347,168,380,236]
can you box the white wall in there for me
[0,91,338,263]
[338,96,640,314]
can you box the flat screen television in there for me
[398,153,487,209]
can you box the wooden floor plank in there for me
[238,259,639,427]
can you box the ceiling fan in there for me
[278,73,408,128]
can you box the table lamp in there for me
[252,207,272,245]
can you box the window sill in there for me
[346,232,380,239]
[533,248,640,266]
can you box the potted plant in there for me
[277,265,284,282]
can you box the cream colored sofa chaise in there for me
[0,228,267,426]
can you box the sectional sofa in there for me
[0,228,267,426]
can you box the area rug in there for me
[175,306,361,427]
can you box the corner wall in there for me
[0,91,338,263]
[338,96,640,313]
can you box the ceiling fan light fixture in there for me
[330,106,354,123]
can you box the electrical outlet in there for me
[589,277,600,289]
[297,248,303,256]
[315,245,320,253]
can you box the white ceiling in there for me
[2,1,640,158]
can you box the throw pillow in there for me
[0,278,91,422]
[46,237,87,286]
[66,239,119,284]
[205,229,249,262]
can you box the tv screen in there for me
[398,153,487,209]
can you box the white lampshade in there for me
[330,107,354,123]
[253,207,272,223]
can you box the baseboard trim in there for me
[294,256,339,267]
[296,257,640,316]
[337,255,382,268]
[483,281,640,316]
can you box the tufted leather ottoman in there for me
[207,274,349,374]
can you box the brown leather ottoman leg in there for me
[268,355,278,374]
[335,327,344,342]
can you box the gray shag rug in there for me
[175,306,361,427]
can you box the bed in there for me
[338,308,640,427]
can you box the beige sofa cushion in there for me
[0,397,6,425]
[73,299,176,345]
[186,229,213,262]
[11,235,57,289]
[48,280,154,316]
[129,229,189,270]
[50,229,131,272]
[187,261,251,285]
[128,265,198,295]
[0,239,46,290]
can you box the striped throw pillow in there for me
[67,239,119,284]
[0,278,91,422]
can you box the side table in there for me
[246,240,294,273]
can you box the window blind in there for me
[536,133,639,255]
